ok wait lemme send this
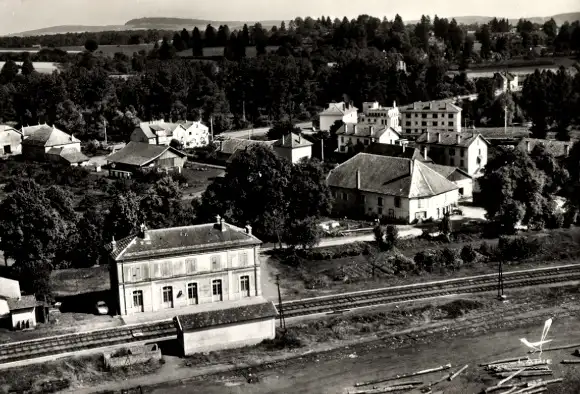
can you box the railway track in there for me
[1,263,580,367]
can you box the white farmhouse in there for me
[318,102,358,131]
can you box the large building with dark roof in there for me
[20,124,89,165]
[106,141,187,178]
[104,218,265,316]
[326,153,460,223]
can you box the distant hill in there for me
[408,12,580,25]
[10,17,285,37]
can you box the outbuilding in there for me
[174,297,278,356]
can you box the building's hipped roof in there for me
[416,131,489,147]
[326,153,458,198]
[46,147,89,163]
[273,132,313,148]
[337,124,400,138]
[364,143,429,162]
[399,100,461,113]
[21,125,80,147]
[320,102,358,115]
[104,222,262,262]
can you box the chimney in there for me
[409,159,414,175]
[219,217,225,232]
[456,134,461,144]
[299,134,302,144]
[245,224,252,235]
[402,144,406,152]
[437,133,441,143]
[427,131,430,141]
[393,101,396,108]
[526,140,531,153]
[423,148,428,160]
[70,133,73,142]
[111,236,116,251]
[139,223,150,241]
[345,124,348,133]
[354,125,358,135]
[370,126,374,135]
[282,134,285,145]
[356,169,361,189]
[565,144,570,156]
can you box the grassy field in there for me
[180,163,224,197]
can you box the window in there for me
[405,121,411,126]
[161,262,172,277]
[406,113,411,118]
[240,275,250,297]
[394,196,401,208]
[448,114,453,119]
[132,291,143,310]
[342,192,348,201]
[449,148,455,156]
[460,160,465,167]
[388,209,394,218]
[449,122,454,127]
[187,283,198,305]
[377,197,383,206]
[211,256,221,270]
[341,137,344,143]
[421,121,427,126]
[433,122,438,126]
[450,158,455,166]
[378,207,383,215]
[131,267,141,280]
[364,139,369,145]
[422,114,427,118]
[460,149,465,157]
[239,252,248,266]
[185,258,196,274]
[3,145,11,154]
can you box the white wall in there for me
[182,318,275,355]
[11,308,36,329]
[180,124,209,148]
[130,129,149,144]
[116,246,263,315]
[319,114,342,132]
[408,189,460,221]
[43,142,81,153]
[377,129,401,145]
[0,299,9,319]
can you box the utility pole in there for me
[504,105,508,135]
[275,274,286,333]
[498,259,506,300]
[103,118,107,146]
[210,116,214,142]
[321,138,324,162]
[242,100,246,122]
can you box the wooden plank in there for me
[354,364,452,387]
[448,364,468,381]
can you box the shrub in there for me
[497,236,543,261]
[441,247,460,269]
[300,242,372,260]
[545,211,564,229]
[385,225,399,249]
[478,241,491,256]
[460,245,477,264]
[390,253,416,276]
[414,250,440,273]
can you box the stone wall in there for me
[103,343,162,370]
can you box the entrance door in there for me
[187,283,198,305]
[212,279,223,302]
[3,145,11,154]
[162,286,174,309]
[132,290,144,312]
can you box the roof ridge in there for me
[414,161,434,195]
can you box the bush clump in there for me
[497,236,543,261]
[460,245,477,264]
[300,242,372,260]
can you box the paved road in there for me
[261,228,423,252]
[221,122,313,139]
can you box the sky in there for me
[0,0,578,35]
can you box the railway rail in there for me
[1,263,580,367]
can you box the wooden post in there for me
[275,274,286,333]
[321,138,324,162]
[355,364,452,387]
[449,365,468,381]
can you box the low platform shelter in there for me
[174,296,278,355]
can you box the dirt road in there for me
[150,315,580,394]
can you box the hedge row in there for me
[299,242,372,260]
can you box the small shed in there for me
[174,299,278,356]
[8,295,38,330]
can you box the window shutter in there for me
[174,260,184,275]
[233,275,239,292]
[153,263,160,278]
[142,264,150,279]
[124,267,131,283]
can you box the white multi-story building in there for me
[399,101,462,137]
[336,123,401,153]
[318,102,358,131]
[131,120,209,148]
[105,218,263,316]
[360,101,401,132]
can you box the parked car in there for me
[95,301,109,315]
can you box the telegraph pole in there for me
[210,116,214,142]
[275,274,286,333]
[498,259,506,300]
[321,138,324,162]
[103,118,107,146]
[504,105,508,135]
